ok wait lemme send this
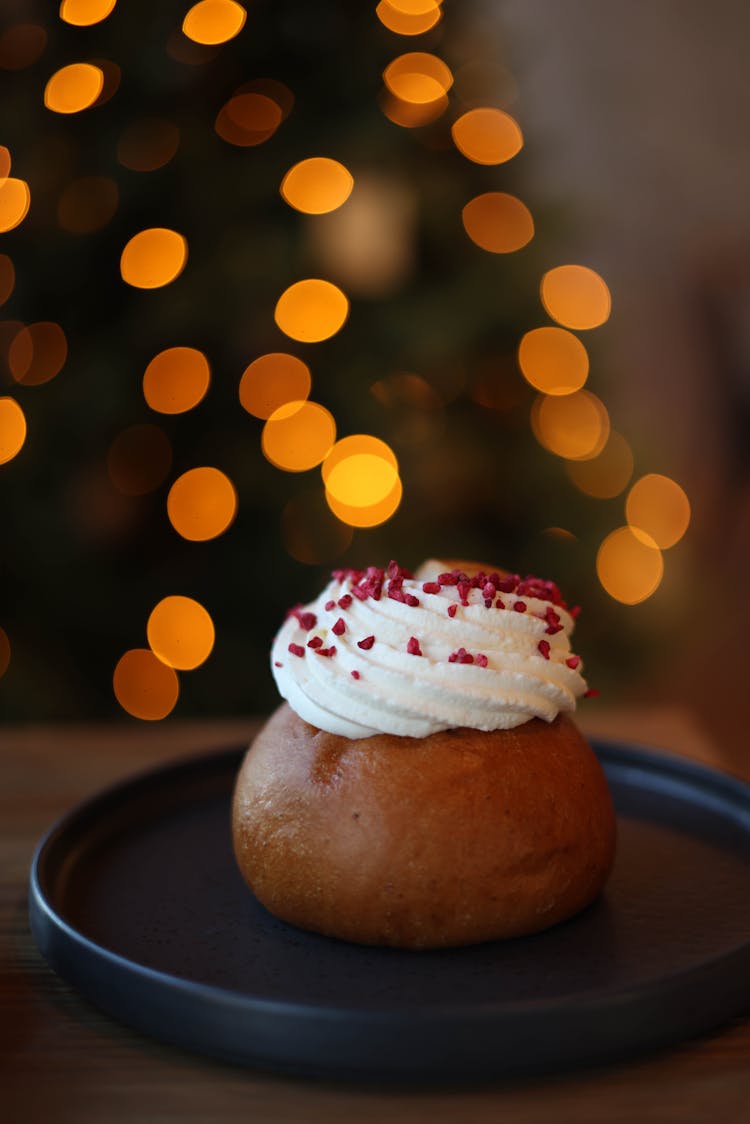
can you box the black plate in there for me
[29,740,750,1081]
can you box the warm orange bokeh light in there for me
[57,176,118,234]
[386,0,442,14]
[89,58,120,107]
[215,92,282,147]
[262,400,336,472]
[44,63,104,113]
[518,327,589,395]
[274,279,349,343]
[462,192,534,254]
[167,466,237,542]
[0,178,31,233]
[60,0,117,26]
[281,488,353,565]
[541,265,611,330]
[326,475,403,528]
[626,473,691,549]
[451,108,523,165]
[281,158,354,215]
[0,397,27,465]
[379,88,448,128]
[0,24,47,71]
[182,0,246,45]
[322,434,398,485]
[8,322,68,386]
[597,526,664,605]
[326,453,399,507]
[383,52,453,104]
[565,430,634,499]
[0,146,10,181]
[107,424,172,496]
[532,390,610,460]
[120,228,187,289]
[239,352,311,419]
[0,255,15,306]
[143,347,210,414]
[113,648,179,720]
[375,0,442,35]
[147,596,215,670]
[0,626,9,679]
[117,119,180,171]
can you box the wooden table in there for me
[3,709,750,1124]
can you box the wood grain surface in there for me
[2,709,749,1124]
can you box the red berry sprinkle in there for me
[325,600,335,611]
[476,653,488,668]
[288,643,305,658]
[422,581,441,594]
[405,593,420,607]
[274,661,283,667]
[447,604,457,618]
[483,582,496,599]
[566,655,581,670]
[315,645,337,658]
[407,636,422,656]
[449,646,475,664]
[495,598,505,609]
[570,606,581,619]
[513,601,527,613]
[457,580,471,605]
[538,639,551,660]
[484,598,493,609]
[438,572,459,586]
[357,635,375,650]
[332,617,346,636]
[337,594,352,609]
[307,636,323,649]
[584,688,600,698]
[292,610,317,631]
[351,670,361,680]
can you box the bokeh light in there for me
[117,119,180,172]
[0,626,9,679]
[262,400,336,471]
[281,488,353,565]
[0,146,10,181]
[0,255,15,306]
[0,178,31,233]
[518,326,589,395]
[375,0,442,35]
[565,430,634,499]
[89,58,120,108]
[532,390,610,460]
[451,108,523,165]
[182,0,246,45]
[380,88,448,128]
[462,192,534,254]
[383,52,453,104]
[120,228,187,289]
[541,265,611,330]
[626,473,691,549]
[215,92,282,147]
[167,466,237,541]
[326,453,399,507]
[281,158,354,214]
[143,347,210,414]
[106,423,172,496]
[44,63,104,114]
[322,434,399,485]
[0,397,27,465]
[113,648,179,720]
[597,526,664,605]
[274,279,349,342]
[8,322,68,386]
[60,0,118,26]
[325,475,403,527]
[239,352,311,419]
[0,25,47,71]
[147,596,215,670]
[386,0,443,14]
[58,176,118,233]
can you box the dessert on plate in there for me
[232,559,616,949]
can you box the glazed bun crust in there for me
[232,703,616,949]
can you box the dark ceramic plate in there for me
[29,741,750,1081]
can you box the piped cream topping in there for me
[271,560,589,739]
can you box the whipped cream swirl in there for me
[271,561,589,739]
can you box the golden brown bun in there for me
[232,704,616,949]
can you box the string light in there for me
[379,88,448,128]
[113,648,179,720]
[8,322,68,386]
[182,0,246,46]
[215,93,282,147]
[541,265,611,330]
[565,431,634,499]
[625,473,690,549]
[262,401,336,472]
[518,326,589,395]
[0,146,10,181]
[383,52,453,104]
[143,347,210,414]
[147,595,215,670]
[281,158,354,215]
[239,352,311,419]
[44,63,104,114]
[274,279,349,342]
[117,119,180,172]
[59,0,118,26]
[462,192,534,253]
[0,178,31,233]
[375,1,442,36]
[325,475,403,527]
[167,467,238,542]
[120,228,187,289]
[596,526,663,605]
[0,397,27,465]
[451,108,523,165]
[531,390,610,460]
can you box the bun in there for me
[232,703,616,949]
